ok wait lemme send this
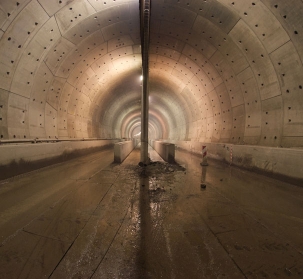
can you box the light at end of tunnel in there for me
[140,75,143,81]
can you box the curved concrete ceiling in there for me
[0,0,303,148]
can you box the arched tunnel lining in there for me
[1,3,303,276]
[0,0,303,180]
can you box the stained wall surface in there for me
[0,0,303,148]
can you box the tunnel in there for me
[1,0,303,278]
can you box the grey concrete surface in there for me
[1,1,303,276]
[0,147,303,278]
[114,139,137,163]
[0,139,117,180]
[150,140,175,163]
[163,140,303,181]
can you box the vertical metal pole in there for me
[141,69,149,163]
[140,1,150,164]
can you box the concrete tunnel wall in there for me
[0,0,303,179]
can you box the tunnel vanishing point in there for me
[1,1,303,181]
[1,1,303,278]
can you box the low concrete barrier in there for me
[162,139,303,183]
[150,140,175,163]
[0,139,117,181]
[114,139,138,163]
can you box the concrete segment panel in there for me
[62,15,104,45]
[58,109,68,138]
[54,38,100,78]
[193,15,249,75]
[45,102,58,138]
[171,68,190,85]
[260,96,283,146]
[0,1,48,90]
[238,67,261,109]
[209,51,243,109]
[108,35,134,52]
[67,113,76,138]
[59,82,74,112]
[76,68,95,94]
[220,0,289,54]
[229,19,281,101]
[91,4,132,30]
[174,62,194,80]
[29,101,48,136]
[31,62,54,101]
[158,20,217,59]
[0,89,9,139]
[212,114,222,142]
[68,89,81,116]
[55,0,95,35]
[150,61,172,75]
[153,56,175,71]
[179,54,205,78]
[151,47,181,61]
[47,77,66,111]
[201,0,240,33]
[10,55,38,98]
[270,41,303,138]
[7,92,29,139]
[220,111,232,142]
[216,82,231,114]
[44,37,75,76]
[101,20,139,41]
[154,5,197,28]
[208,89,221,116]
[231,104,245,143]
[150,33,185,53]
[88,0,137,11]
[1,0,49,52]
[29,98,47,138]
[38,0,74,17]
[206,116,214,141]
[164,0,240,34]
[0,0,31,31]
[10,17,61,96]
[262,0,303,61]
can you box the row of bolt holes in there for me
[0,134,278,140]
[4,1,284,142]
[6,15,131,48]
[7,1,299,35]
[168,2,300,36]
[4,4,300,100]
[0,135,56,139]
[234,2,299,35]
[6,24,53,70]
[5,47,123,77]
[156,42,303,94]
[156,57,303,95]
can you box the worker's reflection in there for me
[136,168,151,278]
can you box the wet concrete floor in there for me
[0,146,303,278]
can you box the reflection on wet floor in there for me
[0,146,303,278]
